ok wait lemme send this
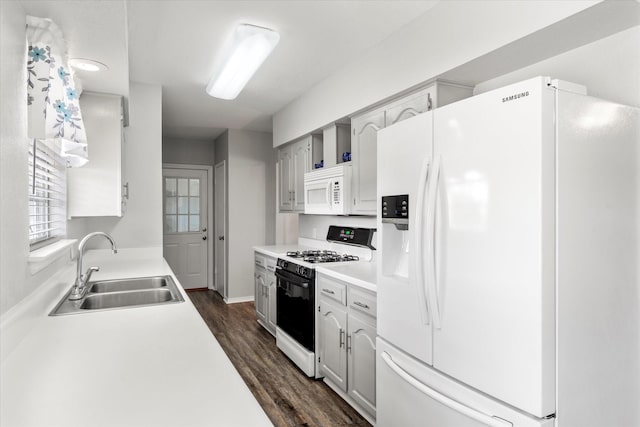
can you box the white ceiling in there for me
[21,0,130,99]
[127,1,439,141]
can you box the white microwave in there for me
[303,164,352,215]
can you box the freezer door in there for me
[431,77,556,418]
[377,112,433,365]
[376,338,552,427]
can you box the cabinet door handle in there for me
[353,301,369,310]
[339,328,345,348]
[347,334,352,353]
[123,182,129,199]
[322,288,335,295]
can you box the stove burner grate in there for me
[286,250,359,264]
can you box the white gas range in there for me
[275,226,376,377]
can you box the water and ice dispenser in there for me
[381,194,410,278]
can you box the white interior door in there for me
[163,168,208,289]
[214,161,227,298]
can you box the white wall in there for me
[68,82,163,249]
[226,130,275,301]
[272,1,604,146]
[163,137,215,166]
[474,26,640,107]
[0,2,75,316]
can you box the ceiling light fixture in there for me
[69,58,109,72]
[206,23,280,100]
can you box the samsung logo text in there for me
[502,91,529,103]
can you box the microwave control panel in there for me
[331,180,342,206]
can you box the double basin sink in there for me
[50,276,185,316]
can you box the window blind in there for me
[28,138,66,246]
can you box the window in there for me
[28,139,66,248]
[164,177,201,233]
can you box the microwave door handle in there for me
[326,180,332,207]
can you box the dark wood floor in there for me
[188,290,372,427]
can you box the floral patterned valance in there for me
[27,15,88,167]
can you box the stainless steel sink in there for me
[88,276,169,293]
[50,275,184,316]
[81,289,175,310]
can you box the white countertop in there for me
[316,261,377,292]
[0,249,272,427]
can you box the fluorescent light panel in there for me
[206,24,280,100]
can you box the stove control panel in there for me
[326,225,376,250]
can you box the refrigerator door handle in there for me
[381,352,513,427]
[415,159,431,325]
[426,155,442,329]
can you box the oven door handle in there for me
[275,268,309,288]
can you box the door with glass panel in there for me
[162,168,208,289]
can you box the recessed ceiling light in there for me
[206,24,280,100]
[69,58,109,72]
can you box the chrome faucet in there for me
[69,232,118,301]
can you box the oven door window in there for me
[276,269,315,351]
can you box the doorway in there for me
[162,164,213,290]
[214,161,227,298]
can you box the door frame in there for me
[162,163,214,290]
[214,160,227,298]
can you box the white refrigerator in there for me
[376,76,639,427]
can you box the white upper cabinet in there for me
[292,139,311,212]
[278,147,293,211]
[351,108,386,215]
[278,134,321,212]
[350,81,472,215]
[67,93,126,217]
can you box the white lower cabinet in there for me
[265,260,277,333]
[254,253,277,336]
[254,257,267,325]
[347,313,376,416]
[319,301,348,389]
[317,273,377,421]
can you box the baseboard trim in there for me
[185,287,208,292]
[224,296,255,304]
[323,378,376,425]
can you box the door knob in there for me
[202,236,207,240]
[218,236,225,241]
[202,227,207,232]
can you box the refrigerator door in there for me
[556,92,640,427]
[376,338,553,427]
[431,77,555,417]
[377,112,433,365]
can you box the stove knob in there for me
[298,266,308,276]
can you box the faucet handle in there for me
[82,266,100,285]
